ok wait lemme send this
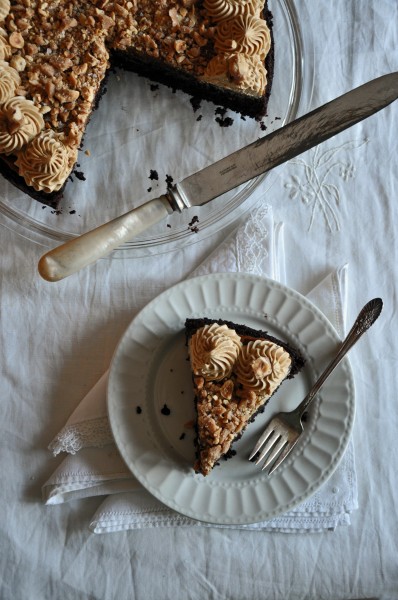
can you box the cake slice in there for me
[185,317,305,476]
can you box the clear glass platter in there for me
[0,0,314,257]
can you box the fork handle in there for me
[296,298,383,416]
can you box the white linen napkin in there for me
[42,204,357,532]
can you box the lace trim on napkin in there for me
[235,204,271,274]
[48,417,114,456]
[193,204,274,277]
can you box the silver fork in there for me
[249,298,383,475]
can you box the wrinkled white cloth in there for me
[42,205,357,532]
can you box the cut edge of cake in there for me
[185,317,305,476]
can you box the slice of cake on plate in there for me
[0,0,274,206]
[185,317,305,476]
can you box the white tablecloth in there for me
[1,0,397,598]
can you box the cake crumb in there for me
[149,169,159,181]
[215,107,234,128]
[188,215,199,233]
[190,96,202,113]
[161,404,171,416]
[179,433,186,440]
[85,150,91,157]
[74,170,86,182]
[136,406,142,414]
[165,174,174,188]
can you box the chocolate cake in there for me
[185,317,305,476]
[0,0,274,207]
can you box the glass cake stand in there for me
[0,0,314,258]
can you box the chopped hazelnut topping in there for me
[9,31,24,49]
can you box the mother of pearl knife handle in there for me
[38,196,173,282]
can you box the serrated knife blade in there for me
[39,72,398,281]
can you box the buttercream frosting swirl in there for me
[15,130,77,193]
[214,14,271,60]
[204,52,266,95]
[0,96,44,155]
[0,0,10,23]
[189,323,242,381]
[235,340,291,394]
[0,60,20,103]
[0,31,11,61]
[204,0,263,22]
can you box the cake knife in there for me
[38,72,398,282]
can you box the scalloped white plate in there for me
[107,273,355,525]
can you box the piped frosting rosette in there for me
[0,0,10,24]
[0,60,21,103]
[0,96,44,155]
[203,0,264,23]
[214,14,271,60]
[15,130,77,193]
[205,52,266,94]
[202,7,271,96]
[235,340,291,396]
[0,29,11,61]
[189,323,242,381]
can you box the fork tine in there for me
[254,431,281,465]
[267,438,299,475]
[260,437,289,471]
[248,422,276,460]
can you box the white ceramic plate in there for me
[107,273,355,525]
